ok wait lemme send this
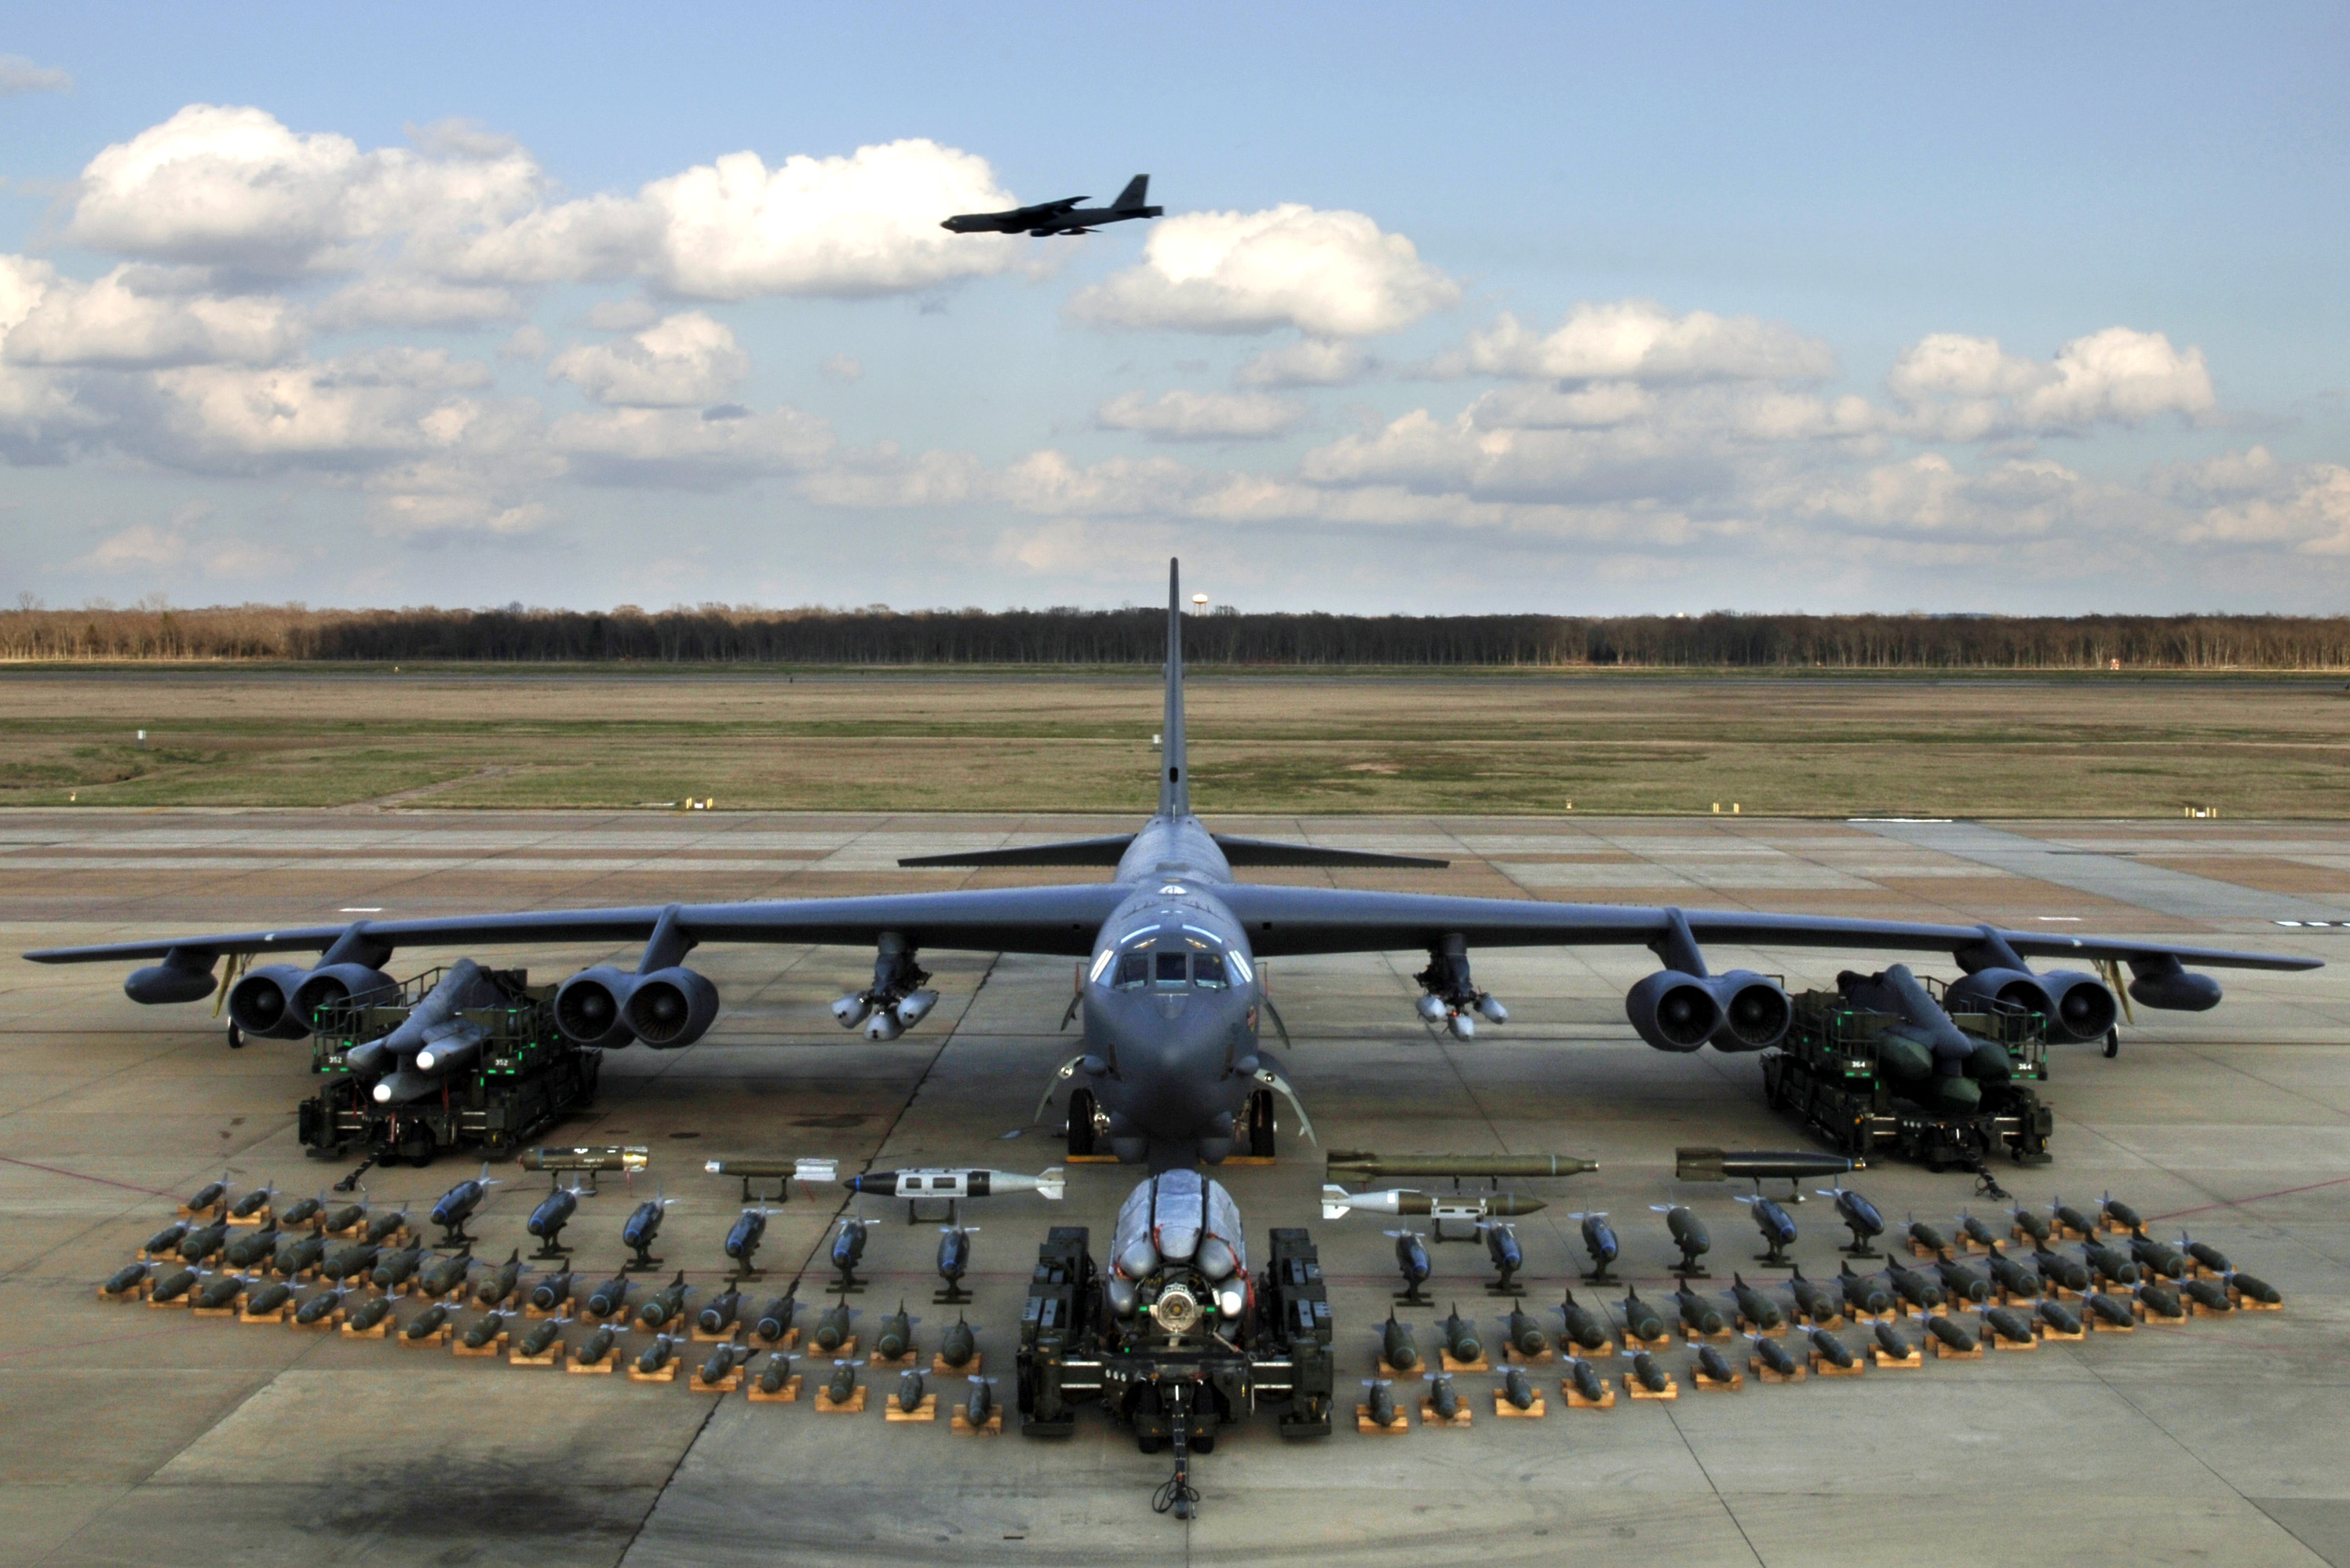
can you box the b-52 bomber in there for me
[940,174,1162,237]
[25,560,2321,1172]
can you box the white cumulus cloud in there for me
[1888,326,2214,437]
[548,311,750,407]
[0,53,72,95]
[4,265,305,368]
[1451,301,1837,383]
[1235,338,1374,387]
[1097,388,1307,441]
[1070,205,1458,337]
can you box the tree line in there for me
[4,601,2349,669]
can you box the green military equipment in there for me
[2137,1281,2184,1318]
[875,1301,913,1361]
[1872,1322,1911,1359]
[149,1266,199,1302]
[576,1325,619,1365]
[1749,1335,1800,1378]
[405,1303,450,1340]
[516,1318,564,1358]
[1696,1344,1736,1384]
[2100,1193,2143,1231]
[1907,1218,1947,1256]
[2036,1298,2082,1334]
[2010,1204,2052,1245]
[293,1288,345,1325]
[345,1295,392,1333]
[585,1275,631,1318]
[1439,1304,1482,1365]
[2181,1279,2233,1313]
[274,1232,327,1276]
[1980,1306,2036,1344]
[102,1264,148,1296]
[1671,1286,1724,1337]
[1505,1304,1548,1358]
[2127,1232,2188,1280]
[142,1221,190,1255]
[2084,1293,2136,1328]
[2082,1238,2140,1286]
[2051,1198,2096,1238]
[1955,1212,1999,1252]
[937,1314,976,1369]
[462,1311,508,1349]
[1620,1286,1666,1342]
[1380,1311,1419,1371]
[277,1194,324,1229]
[964,1376,993,1425]
[756,1352,793,1395]
[2182,1234,2231,1274]
[1567,1354,1611,1401]
[1934,1258,1991,1305]
[1806,1328,1856,1369]
[1502,1366,1538,1409]
[418,1249,473,1296]
[706,1344,748,1386]
[1556,1289,1609,1351]
[826,1361,857,1404]
[244,1279,293,1315]
[191,1274,244,1309]
[1883,1260,1944,1311]
[531,1270,575,1312]
[475,1249,526,1306]
[222,1227,279,1268]
[896,1367,925,1409]
[229,1186,274,1220]
[321,1202,367,1234]
[754,1289,798,1343]
[1837,1263,1892,1317]
[1730,1274,1784,1330]
[1923,1315,1976,1354]
[371,1243,425,1289]
[322,1242,380,1282]
[363,1209,410,1246]
[637,1335,678,1374]
[697,1286,743,1336]
[1786,1267,1836,1324]
[1425,1373,1461,1420]
[177,1220,230,1263]
[815,1300,852,1352]
[637,1269,691,1329]
[2229,1271,2280,1305]
[1630,1350,1672,1391]
[1986,1252,2041,1297]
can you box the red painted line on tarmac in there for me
[2150,1174,2350,1223]
[0,1154,180,1200]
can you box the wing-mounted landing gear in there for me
[830,933,937,1042]
[1414,934,1506,1042]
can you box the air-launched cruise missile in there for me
[1566,1354,1611,1402]
[1671,1285,1726,1338]
[1620,1287,1668,1344]
[1934,1258,1991,1306]
[1439,1304,1482,1366]
[1730,1274,1784,1331]
[875,1302,914,1362]
[939,1314,977,1369]
[1836,965,2013,1111]
[1381,1311,1421,1372]
[834,1166,1067,1202]
[1326,1151,1596,1182]
[531,1271,575,1312]
[1388,1230,1432,1305]
[1505,1304,1549,1358]
[371,1243,426,1290]
[1556,1289,1610,1352]
[1820,1183,1886,1256]
[637,1270,691,1329]
[1571,1212,1619,1282]
[754,1288,799,1343]
[585,1274,632,1320]
[430,1166,498,1245]
[343,959,501,1078]
[814,1300,854,1352]
[621,1195,671,1271]
[1652,1205,1710,1275]
[1425,1372,1462,1421]
[1732,1331,1793,1380]
[698,1286,743,1336]
[1734,1192,1798,1265]
[1321,1186,1545,1223]
[1676,1147,1858,1183]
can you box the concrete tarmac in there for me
[2,811,2347,1566]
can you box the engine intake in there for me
[289,962,398,1021]
[555,965,638,1047]
[1626,970,1720,1052]
[622,966,718,1048]
[227,964,320,1040]
[1947,966,2116,1043]
[1708,971,1792,1051]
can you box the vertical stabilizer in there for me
[1160,558,1189,818]
[1114,174,1151,211]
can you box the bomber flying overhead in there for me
[25,560,2320,1172]
[941,174,1162,236]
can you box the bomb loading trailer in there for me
[1762,972,2053,1170]
[1016,1172,1334,1515]
[297,966,600,1165]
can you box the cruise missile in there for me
[1322,1185,1545,1223]
[521,1146,650,1176]
[825,1166,1066,1202]
[344,959,502,1076]
[1677,1148,1859,1183]
[1325,1151,1596,1181]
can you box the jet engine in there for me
[227,964,338,1040]
[554,965,639,1048]
[288,962,399,1020]
[1626,969,1719,1052]
[1706,970,1792,1052]
[622,966,719,1048]
[1946,967,2117,1043]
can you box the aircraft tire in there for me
[226,1023,245,1050]
[1246,1089,1276,1158]
[1067,1088,1098,1158]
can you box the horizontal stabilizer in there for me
[899,835,1136,868]
[1211,834,1447,870]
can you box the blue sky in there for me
[2,2,2345,614]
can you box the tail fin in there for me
[1114,174,1150,211]
[1160,557,1188,817]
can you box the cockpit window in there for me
[1193,952,1228,988]
[1115,951,1150,989]
[1155,951,1189,986]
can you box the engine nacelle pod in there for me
[1626,969,1720,1052]
[227,964,318,1039]
[622,966,719,1048]
[556,965,638,1047]
[1707,970,1791,1051]
[2127,955,2222,1012]
[289,963,398,1021]
[1947,966,2116,1042]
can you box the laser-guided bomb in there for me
[1734,1191,1799,1265]
[621,1195,671,1271]
[1571,1212,1619,1282]
[1822,1183,1887,1256]
[430,1166,498,1245]
[1652,1205,1710,1275]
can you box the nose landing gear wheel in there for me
[1245,1088,1277,1159]
[1067,1088,1100,1158]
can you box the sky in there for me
[1,2,2345,615]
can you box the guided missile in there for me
[1677,1147,1861,1183]
[1325,1151,1595,1181]
[833,1166,1065,1202]
[1319,1185,1545,1223]
[521,1146,649,1175]
[344,959,500,1076]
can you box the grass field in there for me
[2,665,2346,817]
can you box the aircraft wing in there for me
[22,884,1134,966]
[1209,884,2321,971]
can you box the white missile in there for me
[1319,1184,1546,1223]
